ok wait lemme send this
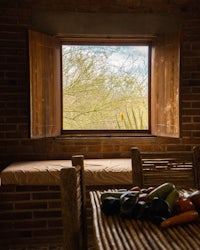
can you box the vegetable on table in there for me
[149,197,171,218]
[147,183,175,202]
[101,197,121,215]
[120,191,139,218]
[189,190,200,214]
[165,188,179,212]
[101,190,129,202]
[160,210,199,228]
[174,196,195,214]
[100,184,200,228]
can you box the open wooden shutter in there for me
[151,33,180,138]
[29,30,61,138]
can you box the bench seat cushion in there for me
[0,160,72,185]
[84,159,132,186]
[0,159,132,186]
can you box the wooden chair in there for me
[131,146,200,189]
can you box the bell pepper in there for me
[120,191,139,218]
[101,197,121,215]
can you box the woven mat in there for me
[90,190,200,250]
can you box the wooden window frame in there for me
[29,30,180,139]
[61,38,151,136]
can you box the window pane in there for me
[62,45,149,130]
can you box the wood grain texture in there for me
[60,166,84,250]
[131,146,200,189]
[90,189,200,250]
[29,30,61,138]
[151,32,180,138]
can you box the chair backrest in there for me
[131,146,200,189]
[131,147,144,187]
[193,146,200,189]
[60,155,87,250]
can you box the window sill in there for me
[58,131,155,139]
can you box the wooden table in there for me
[89,190,200,250]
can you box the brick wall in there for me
[0,185,63,244]
[0,1,200,164]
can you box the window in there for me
[29,30,180,138]
[62,43,149,131]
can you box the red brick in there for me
[33,210,61,219]
[181,116,192,123]
[183,109,200,116]
[0,185,16,192]
[0,221,13,230]
[192,131,200,137]
[166,145,191,151]
[182,102,191,108]
[32,192,61,200]
[49,186,60,191]
[48,219,62,227]
[0,211,32,220]
[32,228,62,237]
[16,185,49,192]
[0,230,27,238]
[0,193,30,202]
[15,202,47,210]
[182,123,200,130]
[48,201,62,208]
[14,220,47,229]
[193,117,200,122]
[0,203,13,210]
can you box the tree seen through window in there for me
[62,45,149,130]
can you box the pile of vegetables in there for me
[100,183,200,228]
